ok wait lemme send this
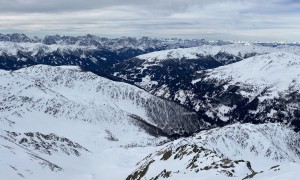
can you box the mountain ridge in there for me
[127,123,300,180]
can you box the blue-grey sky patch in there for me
[0,0,300,41]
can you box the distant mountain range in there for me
[0,33,225,50]
[0,33,225,77]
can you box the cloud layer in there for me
[1,0,300,41]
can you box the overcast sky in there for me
[0,0,300,41]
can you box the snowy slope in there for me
[193,52,300,97]
[113,45,300,130]
[0,65,202,135]
[0,65,201,179]
[114,44,300,102]
[191,123,300,165]
[1,57,299,180]
[116,50,300,130]
[127,123,300,180]
[189,52,300,129]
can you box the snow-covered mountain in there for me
[113,45,300,131]
[0,33,215,52]
[2,37,300,130]
[1,65,202,136]
[113,43,300,98]
[127,123,300,180]
[0,65,203,179]
[129,43,300,62]
[0,40,129,80]
[0,41,97,56]
[41,35,214,51]
[190,52,300,130]
[194,52,300,94]
[1,34,300,180]
[0,33,222,79]
[0,33,39,43]
[112,44,266,102]
[2,65,298,179]
[114,43,300,92]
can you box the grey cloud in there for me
[0,0,242,14]
[0,0,300,41]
